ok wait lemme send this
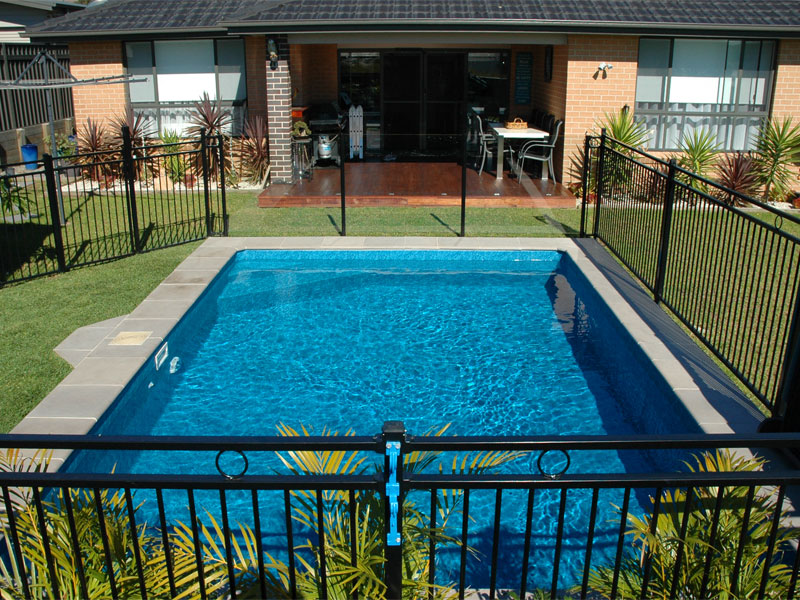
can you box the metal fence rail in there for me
[2,426,800,599]
[0,126,228,285]
[583,132,800,420]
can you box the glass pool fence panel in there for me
[338,131,469,237]
[3,429,800,599]
[0,158,62,283]
[0,128,228,286]
[589,134,800,415]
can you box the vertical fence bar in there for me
[489,489,502,600]
[156,489,178,598]
[123,488,148,600]
[339,118,347,236]
[316,489,328,600]
[122,126,140,254]
[62,489,89,599]
[383,421,405,600]
[42,152,67,272]
[579,135,591,238]
[520,489,535,599]
[92,487,119,599]
[592,129,606,238]
[460,127,467,237]
[2,485,32,600]
[653,159,676,303]
[284,489,298,599]
[217,134,228,236]
[458,489,470,600]
[200,130,212,238]
[775,277,800,426]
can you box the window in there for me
[634,38,775,151]
[124,39,247,135]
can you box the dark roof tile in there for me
[28,0,800,37]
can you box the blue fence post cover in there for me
[382,420,405,598]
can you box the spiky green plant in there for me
[754,117,800,203]
[676,129,720,193]
[598,107,651,152]
[587,449,796,599]
[159,129,188,186]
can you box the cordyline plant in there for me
[236,116,271,187]
[75,117,115,183]
[587,449,797,599]
[714,152,759,206]
[187,92,232,180]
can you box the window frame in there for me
[123,38,248,136]
[634,37,777,152]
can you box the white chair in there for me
[474,113,513,176]
[516,119,563,182]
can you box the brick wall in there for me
[267,36,293,183]
[772,39,800,121]
[563,35,639,184]
[246,36,267,120]
[533,44,568,178]
[69,41,127,129]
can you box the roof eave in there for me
[26,25,230,42]
[223,19,800,38]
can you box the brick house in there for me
[26,0,800,185]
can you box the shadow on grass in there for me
[0,222,59,282]
[327,213,342,235]
[429,212,459,236]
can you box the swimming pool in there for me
[63,248,702,591]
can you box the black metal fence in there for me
[580,132,800,421]
[0,127,228,285]
[1,425,799,599]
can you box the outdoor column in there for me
[266,35,293,183]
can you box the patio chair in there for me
[515,119,563,182]
[475,112,513,176]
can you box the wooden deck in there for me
[258,162,576,208]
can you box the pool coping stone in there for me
[13,236,760,472]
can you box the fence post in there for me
[579,135,591,238]
[774,290,800,429]
[460,108,467,237]
[653,159,677,303]
[382,420,405,599]
[200,130,212,238]
[216,134,228,236]
[42,153,67,272]
[121,126,140,253]
[339,117,347,236]
[592,129,607,238]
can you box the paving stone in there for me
[26,385,121,420]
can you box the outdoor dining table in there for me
[489,122,550,181]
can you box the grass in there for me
[0,243,201,432]
[0,188,588,432]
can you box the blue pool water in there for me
[68,250,700,591]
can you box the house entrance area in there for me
[338,50,510,159]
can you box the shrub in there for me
[159,129,188,186]
[754,117,800,203]
[588,449,796,599]
[675,129,720,193]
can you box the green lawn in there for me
[0,190,588,432]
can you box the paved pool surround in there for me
[15,237,762,471]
